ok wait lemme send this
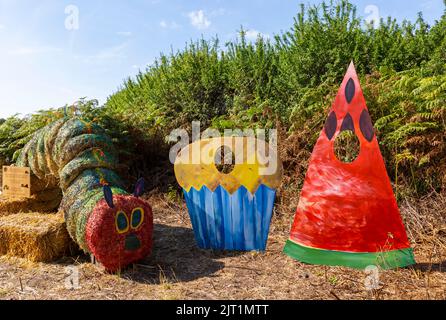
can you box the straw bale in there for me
[0,212,75,262]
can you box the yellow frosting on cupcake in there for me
[174,137,283,194]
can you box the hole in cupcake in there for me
[334,130,360,163]
[215,146,236,174]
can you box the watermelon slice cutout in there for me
[284,62,415,269]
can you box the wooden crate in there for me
[2,166,31,199]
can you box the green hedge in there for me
[0,0,445,196]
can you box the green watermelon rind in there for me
[284,239,416,270]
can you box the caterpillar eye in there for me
[115,211,129,234]
[131,208,144,230]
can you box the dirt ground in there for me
[0,194,445,300]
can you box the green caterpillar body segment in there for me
[16,117,128,253]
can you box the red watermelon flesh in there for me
[289,62,411,254]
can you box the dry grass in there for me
[401,192,446,248]
[0,193,444,300]
[0,212,75,262]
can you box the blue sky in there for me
[0,0,444,118]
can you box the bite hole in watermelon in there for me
[334,130,360,163]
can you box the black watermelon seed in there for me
[340,113,355,133]
[345,78,355,104]
[324,111,337,140]
[360,109,375,142]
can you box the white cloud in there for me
[8,46,63,56]
[76,42,128,64]
[117,31,132,37]
[188,10,211,30]
[245,29,270,41]
[160,20,181,29]
[0,24,5,30]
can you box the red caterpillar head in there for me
[86,178,153,272]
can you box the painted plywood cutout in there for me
[2,166,31,198]
[284,62,415,269]
[175,137,283,250]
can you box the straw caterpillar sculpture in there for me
[15,118,153,272]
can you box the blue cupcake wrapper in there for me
[183,184,276,251]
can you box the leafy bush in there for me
[0,0,445,196]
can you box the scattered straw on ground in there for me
[0,212,75,262]
[0,193,444,300]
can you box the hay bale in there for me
[0,212,76,262]
[0,193,61,217]
[0,197,32,217]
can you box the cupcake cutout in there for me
[175,137,283,251]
